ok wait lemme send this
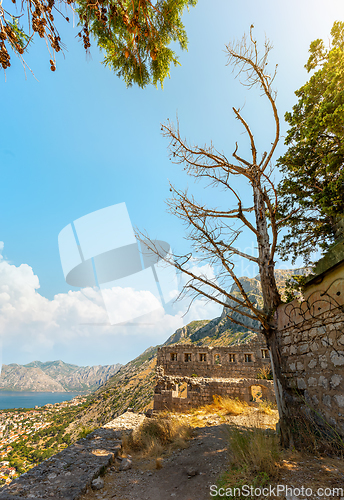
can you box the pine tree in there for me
[0,0,197,87]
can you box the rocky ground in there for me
[79,409,278,500]
[79,409,344,500]
[81,423,228,500]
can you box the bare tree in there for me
[140,27,293,445]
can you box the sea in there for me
[0,392,81,410]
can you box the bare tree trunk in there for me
[252,178,295,446]
[252,178,281,316]
[268,331,295,447]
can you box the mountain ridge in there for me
[0,360,122,393]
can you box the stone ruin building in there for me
[153,338,276,411]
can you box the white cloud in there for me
[0,245,222,365]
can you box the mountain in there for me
[0,360,122,393]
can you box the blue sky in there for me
[0,0,343,367]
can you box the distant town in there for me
[0,396,88,486]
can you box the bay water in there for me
[0,392,81,410]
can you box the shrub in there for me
[123,415,191,457]
[256,367,273,380]
[287,407,344,455]
[77,426,94,440]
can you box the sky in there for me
[0,0,343,367]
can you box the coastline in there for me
[0,392,84,410]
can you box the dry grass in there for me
[288,410,344,456]
[190,395,248,418]
[161,396,250,429]
[122,413,192,458]
[258,400,277,415]
[212,395,248,415]
[214,408,344,500]
[226,414,281,478]
[172,396,249,429]
[214,412,281,499]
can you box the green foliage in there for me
[277,21,344,265]
[76,0,197,88]
[63,433,72,445]
[0,404,86,480]
[78,425,94,439]
[283,274,307,302]
[7,18,30,51]
[1,0,196,86]
[44,437,55,448]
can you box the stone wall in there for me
[0,427,121,499]
[275,258,344,437]
[157,338,270,379]
[0,412,145,500]
[153,372,275,411]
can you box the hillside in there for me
[65,346,159,438]
[0,361,122,393]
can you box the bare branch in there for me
[217,241,259,263]
[174,203,268,324]
[137,229,267,323]
[232,142,253,169]
[188,285,262,323]
[222,313,262,334]
[233,107,257,165]
[169,185,259,238]
[162,121,250,178]
[168,184,253,219]
[148,27,284,339]
[225,27,280,172]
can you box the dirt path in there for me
[79,409,344,500]
[80,423,228,500]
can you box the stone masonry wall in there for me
[275,261,344,436]
[153,373,275,411]
[157,338,270,379]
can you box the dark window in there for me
[245,353,253,363]
[184,353,192,362]
[229,354,236,362]
[199,353,206,362]
[261,349,269,359]
[214,354,221,364]
[170,353,177,361]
